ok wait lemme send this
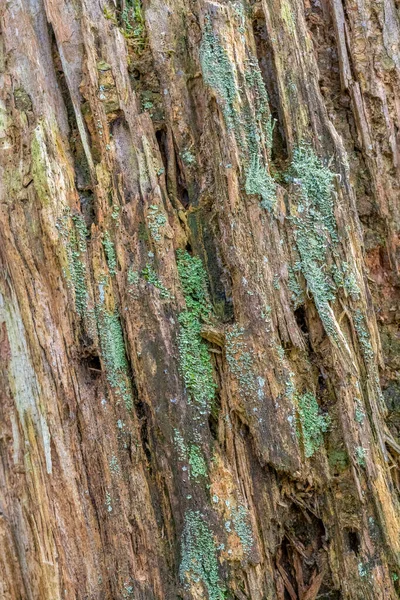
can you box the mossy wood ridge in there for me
[1,0,400,598]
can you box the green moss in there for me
[180,511,225,600]
[102,231,117,276]
[297,392,330,458]
[120,0,146,52]
[328,449,349,472]
[177,251,216,414]
[141,263,171,299]
[147,204,167,243]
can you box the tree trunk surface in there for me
[1,0,400,598]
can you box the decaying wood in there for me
[1,0,400,598]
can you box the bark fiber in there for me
[1,0,400,598]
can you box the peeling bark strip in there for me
[1,0,400,597]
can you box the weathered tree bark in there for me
[1,0,400,597]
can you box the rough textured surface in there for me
[0,0,400,598]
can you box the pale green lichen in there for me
[288,145,340,340]
[287,266,304,309]
[226,325,258,400]
[231,504,253,554]
[245,155,276,211]
[297,392,330,458]
[180,511,225,600]
[127,267,139,286]
[181,150,196,165]
[174,431,207,479]
[120,0,146,52]
[174,429,187,461]
[188,444,208,479]
[141,263,171,299]
[109,455,120,475]
[355,446,366,467]
[355,399,365,424]
[353,309,374,364]
[200,18,276,209]
[56,211,89,317]
[147,204,167,242]
[105,491,113,513]
[200,16,239,129]
[102,231,117,276]
[177,250,216,415]
[97,305,133,410]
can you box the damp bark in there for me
[1,0,400,598]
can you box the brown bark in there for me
[0,0,400,598]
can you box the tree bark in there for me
[0,0,400,598]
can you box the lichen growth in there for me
[200,17,239,129]
[56,211,89,317]
[288,145,340,339]
[353,309,374,364]
[245,155,276,211]
[355,446,366,467]
[231,504,253,554]
[200,18,276,209]
[177,250,216,414]
[174,429,187,461]
[102,231,117,276]
[97,305,133,410]
[147,204,167,243]
[287,266,304,309]
[332,262,360,300]
[226,325,258,400]
[180,511,225,600]
[120,0,146,52]
[127,267,139,286]
[142,263,171,299]
[297,392,330,458]
[355,399,365,424]
[109,455,120,475]
[181,150,196,165]
[188,444,208,480]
